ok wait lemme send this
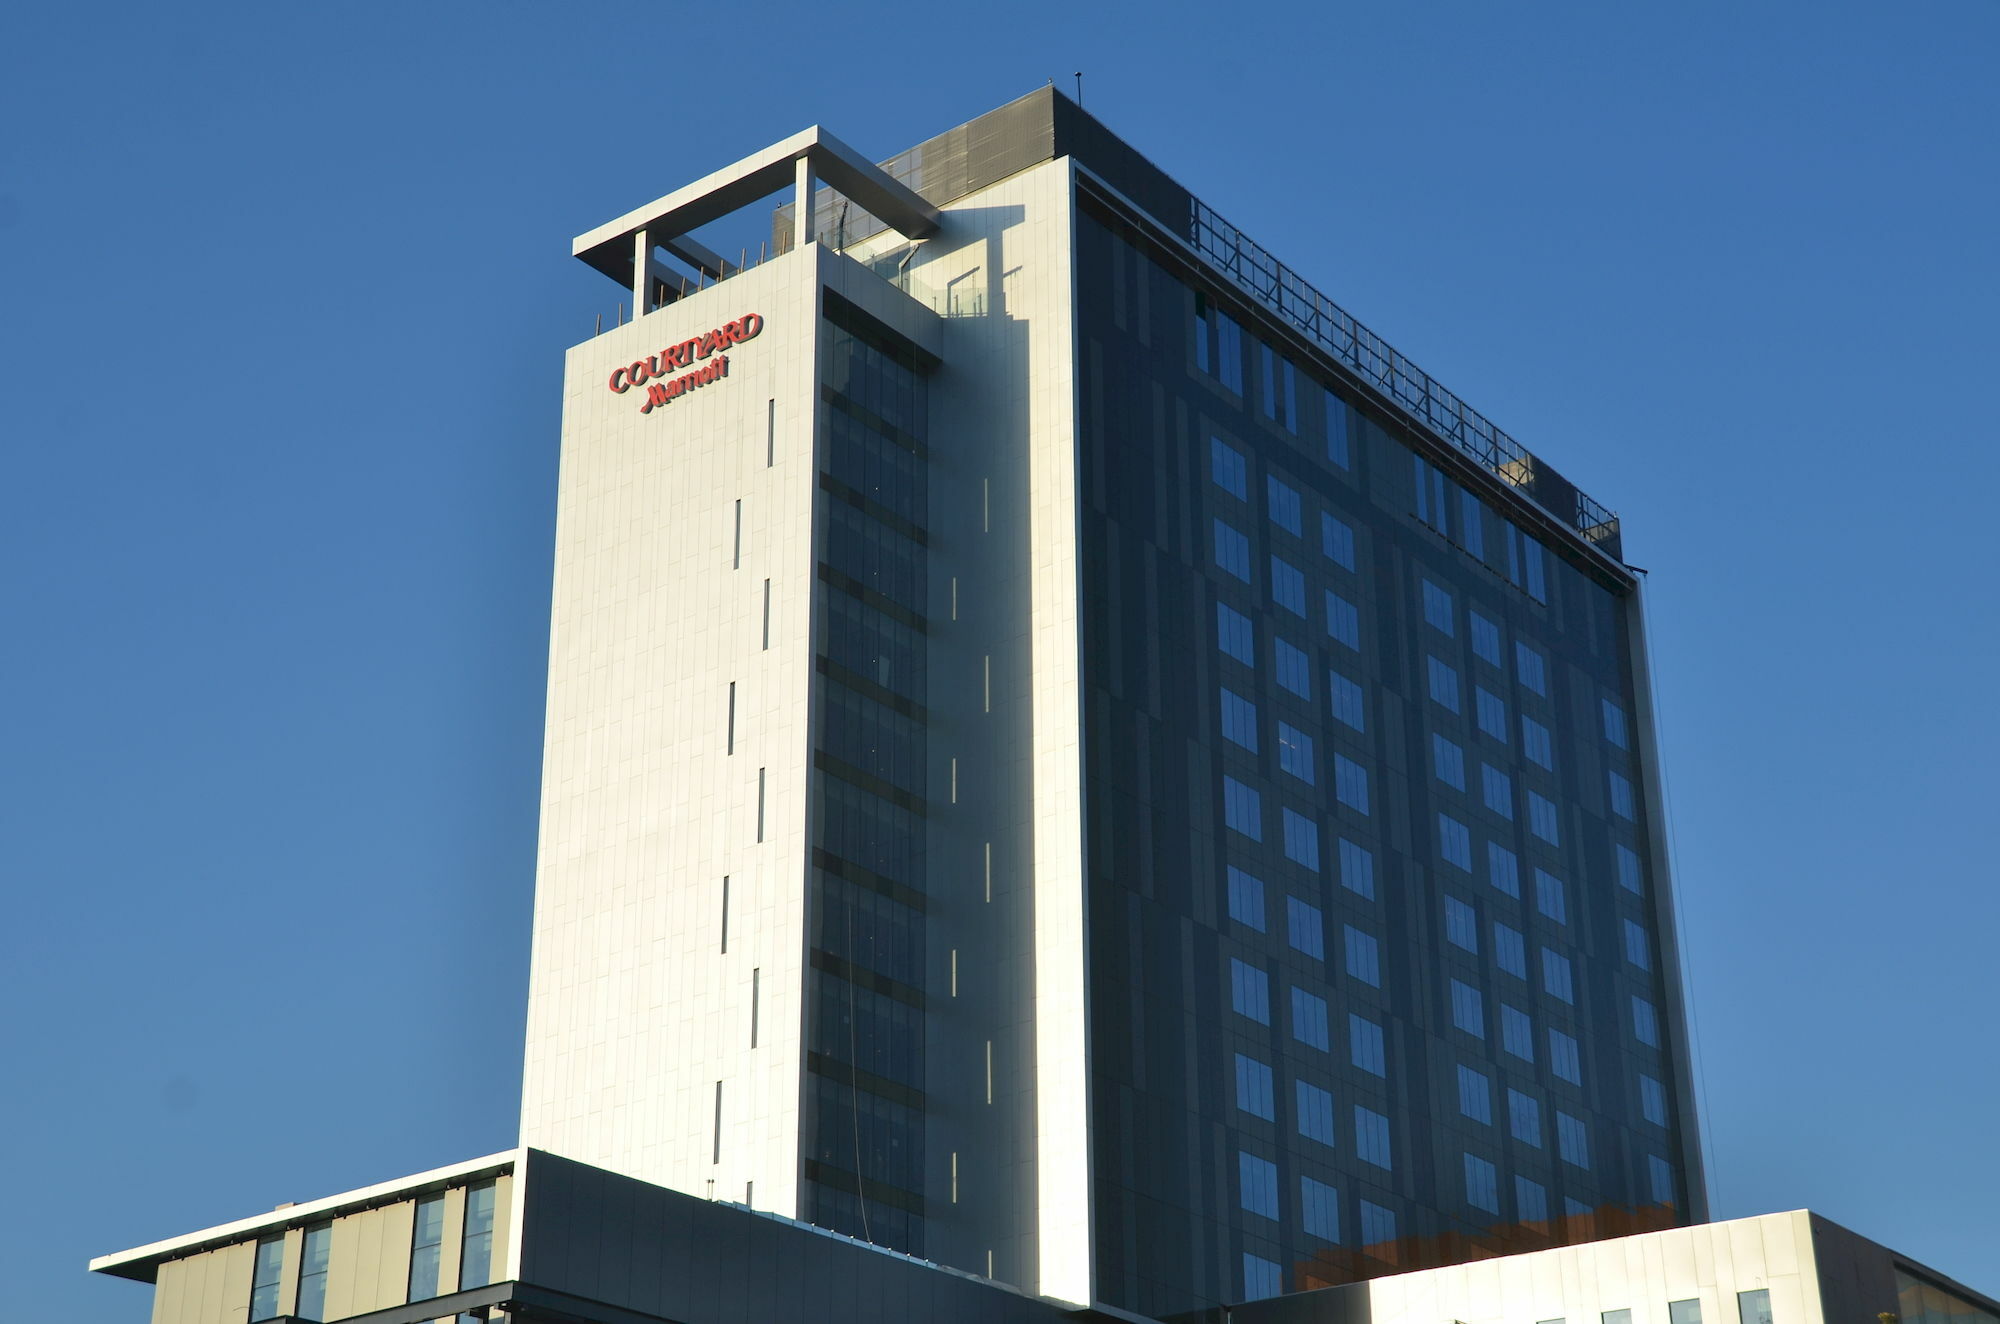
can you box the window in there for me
[1214,518,1251,580]
[1278,723,1316,784]
[1421,579,1455,635]
[1640,1074,1669,1126]
[1267,475,1302,534]
[1224,777,1262,840]
[1542,948,1574,1002]
[1359,1200,1396,1249]
[1438,814,1472,870]
[1321,512,1356,569]
[1239,1151,1280,1217]
[1458,1064,1492,1123]
[1433,734,1466,790]
[1414,455,1450,535]
[1603,698,1629,748]
[408,1194,446,1302]
[460,1180,497,1290]
[1336,839,1375,900]
[1235,1053,1275,1119]
[1493,922,1527,978]
[1355,1106,1392,1168]
[1487,842,1520,897]
[1215,309,1244,393]
[1610,771,1637,820]
[1460,490,1488,559]
[1325,388,1352,467]
[1288,896,1324,959]
[1427,655,1461,712]
[1528,792,1560,845]
[1283,809,1321,871]
[1350,1013,1386,1075]
[1275,637,1312,697]
[1325,590,1360,649]
[1195,302,1211,373]
[1534,869,1567,924]
[1444,896,1478,951]
[1481,764,1514,819]
[249,1237,284,1322]
[1549,1029,1582,1084]
[1259,343,1297,428]
[1603,1314,1632,1324]
[1243,1253,1282,1301]
[1450,979,1485,1036]
[1653,1155,1680,1205]
[1470,612,1502,664]
[1507,1089,1542,1146]
[1616,843,1644,893]
[1271,556,1307,616]
[1221,688,1259,751]
[1633,995,1660,1047]
[1515,642,1547,695]
[1475,687,1508,742]
[1302,1176,1341,1241]
[1211,437,1248,498]
[1501,1004,1535,1061]
[1464,1153,1500,1213]
[1518,1176,1549,1223]
[1556,1111,1591,1168]
[1333,755,1370,814]
[1330,670,1366,731]
[1292,986,1330,1049]
[297,1224,332,1322]
[1522,715,1554,769]
[1624,919,1653,970]
[1738,1290,1772,1324]
[1231,958,1271,1023]
[1670,1304,1703,1324]
[1227,866,1267,931]
[1343,924,1380,986]
[1217,602,1256,666]
[1297,1080,1337,1145]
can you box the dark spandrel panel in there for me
[1073,207,1692,1316]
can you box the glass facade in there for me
[1075,200,1692,1315]
[800,291,933,1258]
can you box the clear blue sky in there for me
[6,3,1995,1318]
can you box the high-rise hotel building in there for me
[519,87,1704,1316]
[92,88,1744,1324]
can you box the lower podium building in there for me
[88,89,1994,1324]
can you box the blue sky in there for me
[5,3,1995,1318]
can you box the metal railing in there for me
[1188,198,1621,554]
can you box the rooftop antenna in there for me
[1074,71,1084,107]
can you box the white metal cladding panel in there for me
[522,245,824,1215]
[1361,1212,1825,1324]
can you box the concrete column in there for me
[632,228,650,315]
[793,155,815,249]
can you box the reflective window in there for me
[1334,755,1370,814]
[1501,1004,1535,1061]
[1267,474,1302,534]
[1457,1063,1492,1123]
[408,1194,445,1302]
[1516,642,1548,695]
[1481,764,1514,819]
[1518,1175,1548,1223]
[1288,895,1325,959]
[1488,842,1520,897]
[1550,1028,1582,1084]
[1217,602,1256,666]
[1652,1154,1678,1205]
[1321,512,1356,570]
[1338,838,1375,898]
[1239,1151,1280,1217]
[1610,771,1637,820]
[1325,590,1361,649]
[1522,715,1554,768]
[1215,309,1245,393]
[1433,734,1467,789]
[1616,844,1644,893]
[1535,869,1567,924]
[1470,612,1502,665]
[1444,896,1478,951]
[1227,866,1267,931]
[1738,1290,1773,1324]
[1355,1105,1393,1169]
[1464,1152,1500,1214]
[1231,958,1271,1024]
[1450,979,1485,1036]
[1427,655,1461,712]
[1422,579,1455,635]
[1438,814,1472,870]
[1350,1013,1386,1076]
[460,1180,497,1290]
[1359,1200,1396,1249]
[1343,924,1380,987]
[1224,777,1262,840]
[1528,791,1561,844]
[1633,995,1660,1046]
[1235,1053,1275,1119]
[1278,723,1316,784]
[1271,556,1307,616]
[1214,518,1251,580]
[1330,670,1366,731]
[250,1237,283,1322]
[1291,986,1330,1050]
[1325,388,1352,468]
[1211,437,1248,498]
[1603,698,1630,748]
[1557,1111,1591,1168]
[1542,948,1574,1002]
[297,1224,331,1323]
[1475,687,1508,742]
[1275,637,1312,698]
[1243,1253,1282,1301]
[1283,809,1321,871]
[1302,1176,1341,1242]
[1670,1303,1703,1324]
[1640,1073,1668,1125]
[1604,1310,1633,1324]
[1221,688,1259,751]
[1624,919,1652,970]
[1494,922,1527,978]
[1507,1088,1543,1146]
[1296,1080,1337,1145]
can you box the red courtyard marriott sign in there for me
[607,313,765,413]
